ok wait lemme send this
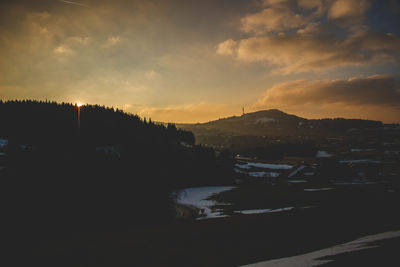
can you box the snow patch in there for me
[334,180,377,185]
[288,165,306,178]
[248,172,280,178]
[351,148,374,152]
[196,212,229,220]
[304,188,333,192]
[288,180,308,183]
[235,162,293,170]
[384,151,400,156]
[316,151,333,158]
[234,168,247,174]
[174,186,234,219]
[242,230,400,267]
[339,159,380,164]
[0,139,8,148]
[236,207,294,215]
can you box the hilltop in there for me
[178,109,382,138]
[176,109,387,159]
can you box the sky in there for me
[0,0,399,123]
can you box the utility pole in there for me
[242,107,245,116]
[77,103,82,136]
[78,105,81,130]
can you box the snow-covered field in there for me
[247,171,280,178]
[174,186,235,219]
[288,165,306,178]
[334,180,378,185]
[0,139,8,148]
[315,151,333,158]
[351,148,374,152]
[235,162,293,170]
[384,151,400,156]
[304,188,333,192]
[287,180,308,183]
[339,159,381,164]
[242,230,400,267]
[235,207,294,215]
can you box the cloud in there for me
[296,22,321,35]
[241,0,327,35]
[135,102,237,123]
[255,74,400,108]
[217,0,400,74]
[103,36,121,47]
[262,0,290,5]
[241,4,307,34]
[144,70,160,80]
[253,74,400,122]
[58,0,89,8]
[54,45,73,55]
[223,30,400,73]
[69,36,91,45]
[216,39,238,55]
[328,0,371,20]
[298,0,322,9]
[133,75,400,123]
[1,0,400,124]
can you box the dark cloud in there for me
[235,32,400,73]
[218,0,400,74]
[255,74,400,108]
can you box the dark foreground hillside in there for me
[0,100,235,265]
[1,101,399,267]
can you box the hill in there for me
[0,100,195,147]
[0,100,234,230]
[176,109,384,158]
[178,109,382,138]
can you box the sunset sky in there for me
[1,0,399,123]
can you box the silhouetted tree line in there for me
[0,100,195,147]
[0,100,234,232]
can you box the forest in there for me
[0,100,234,231]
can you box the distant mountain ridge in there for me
[177,109,383,141]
